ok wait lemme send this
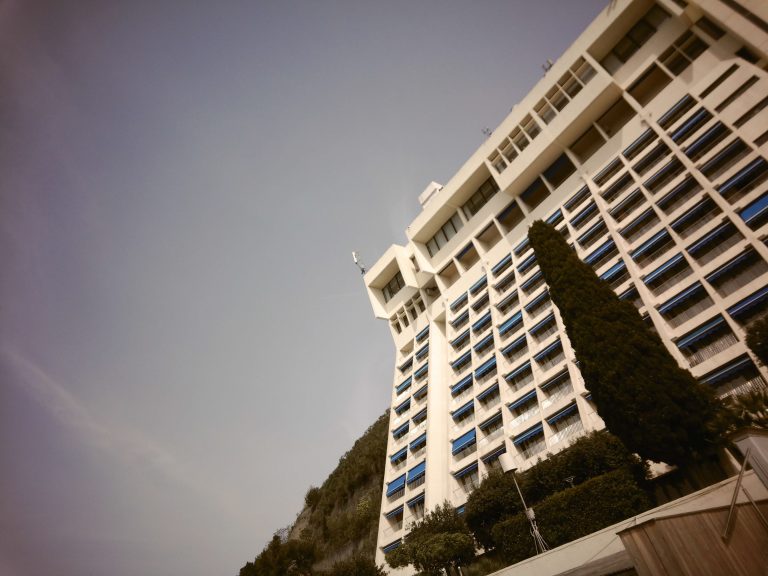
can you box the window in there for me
[570,125,606,163]
[600,4,670,73]
[659,31,708,76]
[427,212,464,257]
[497,201,525,232]
[542,154,577,190]
[383,271,405,303]
[628,64,671,106]
[462,177,500,220]
[520,177,550,210]
[596,97,636,137]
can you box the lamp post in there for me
[498,453,549,554]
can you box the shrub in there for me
[492,468,652,564]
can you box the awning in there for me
[472,311,492,332]
[450,292,469,312]
[546,402,579,425]
[452,462,478,479]
[521,270,543,291]
[501,334,528,356]
[382,539,402,553]
[564,185,590,211]
[413,384,428,400]
[476,382,500,402]
[392,422,409,438]
[684,122,728,158]
[524,290,549,312]
[415,343,429,360]
[517,253,537,273]
[474,333,494,352]
[451,373,473,396]
[411,408,427,424]
[571,201,596,227]
[451,351,472,370]
[717,157,768,197]
[700,355,753,385]
[623,127,654,157]
[584,238,616,266]
[406,492,425,507]
[478,410,502,430]
[631,228,670,260]
[506,360,532,381]
[496,291,519,311]
[658,282,704,314]
[687,222,733,255]
[415,326,430,343]
[390,447,407,464]
[676,316,725,349]
[451,429,477,454]
[470,275,488,295]
[451,329,470,348]
[394,398,411,415]
[450,310,470,328]
[528,312,555,334]
[609,188,642,218]
[577,219,607,246]
[407,461,426,484]
[384,505,404,519]
[513,423,544,445]
[386,474,406,496]
[739,193,768,226]
[672,198,715,231]
[509,389,537,411]
[475,357,497,378]
[499,311,523,335]
[514,236,530,255]
[409,433,427,451]
[414,362,429,379]
[727,286,768,318]
[398,357,413,373]
[534,339,562,362]
[643,253,684,284]
[600,260,626,281]
[658,94,694,127]
[706,250,755,284]
[492,254,513,275]
[670,108,711,142]
[540,367,570,390]
[396,376,412,394]
[452,400,475,420]
[546,208,563,225]
[481,443,507,463]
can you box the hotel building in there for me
[361,0,768,567]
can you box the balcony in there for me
[549,418,585,446]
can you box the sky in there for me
[0,1,607,575]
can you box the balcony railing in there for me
[684,332,738,367]
[717,375,767,398]
[409,421,427,439]
[540,384,573,410]
[509,407,540,429]
[549,419,585,446]
[519,438,547,461]
[452,415,475,434]
[478,426,504,449]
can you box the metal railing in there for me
[717,375,767,399]
[519,438,547,461]
[509,406,539,429]
[409,421,427,439]
[549,419,585,446]
[478,426,504,448]
[685,332,738,367]
[540,384,573,410]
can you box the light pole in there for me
[498,453,549,554]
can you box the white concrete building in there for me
[362,0,768,567]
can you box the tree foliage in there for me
[239,411,390,575]
[719,388,768,431]
[746,315,768,367]
[465,431,644,549]
[387,502,475,576]
[528,220,719,465]
[491,468,652,564]
[320,555,386,576]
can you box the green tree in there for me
[320,555,385,576]
[464,469,522,549]
[746,315,768,366]
[720,388,768,431]
[528,221,719,465]
[386,502,475,576]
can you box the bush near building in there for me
[464,431,645,549]
[491,468,653,564]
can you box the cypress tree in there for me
[528,220,718,465]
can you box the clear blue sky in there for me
[0,1,606,574]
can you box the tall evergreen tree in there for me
[528,220,718,465]
[745,315,768,366]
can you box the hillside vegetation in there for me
[239,411,389,575]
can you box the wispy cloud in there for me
[0,345,237,515]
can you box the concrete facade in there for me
[362,0,768,568]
